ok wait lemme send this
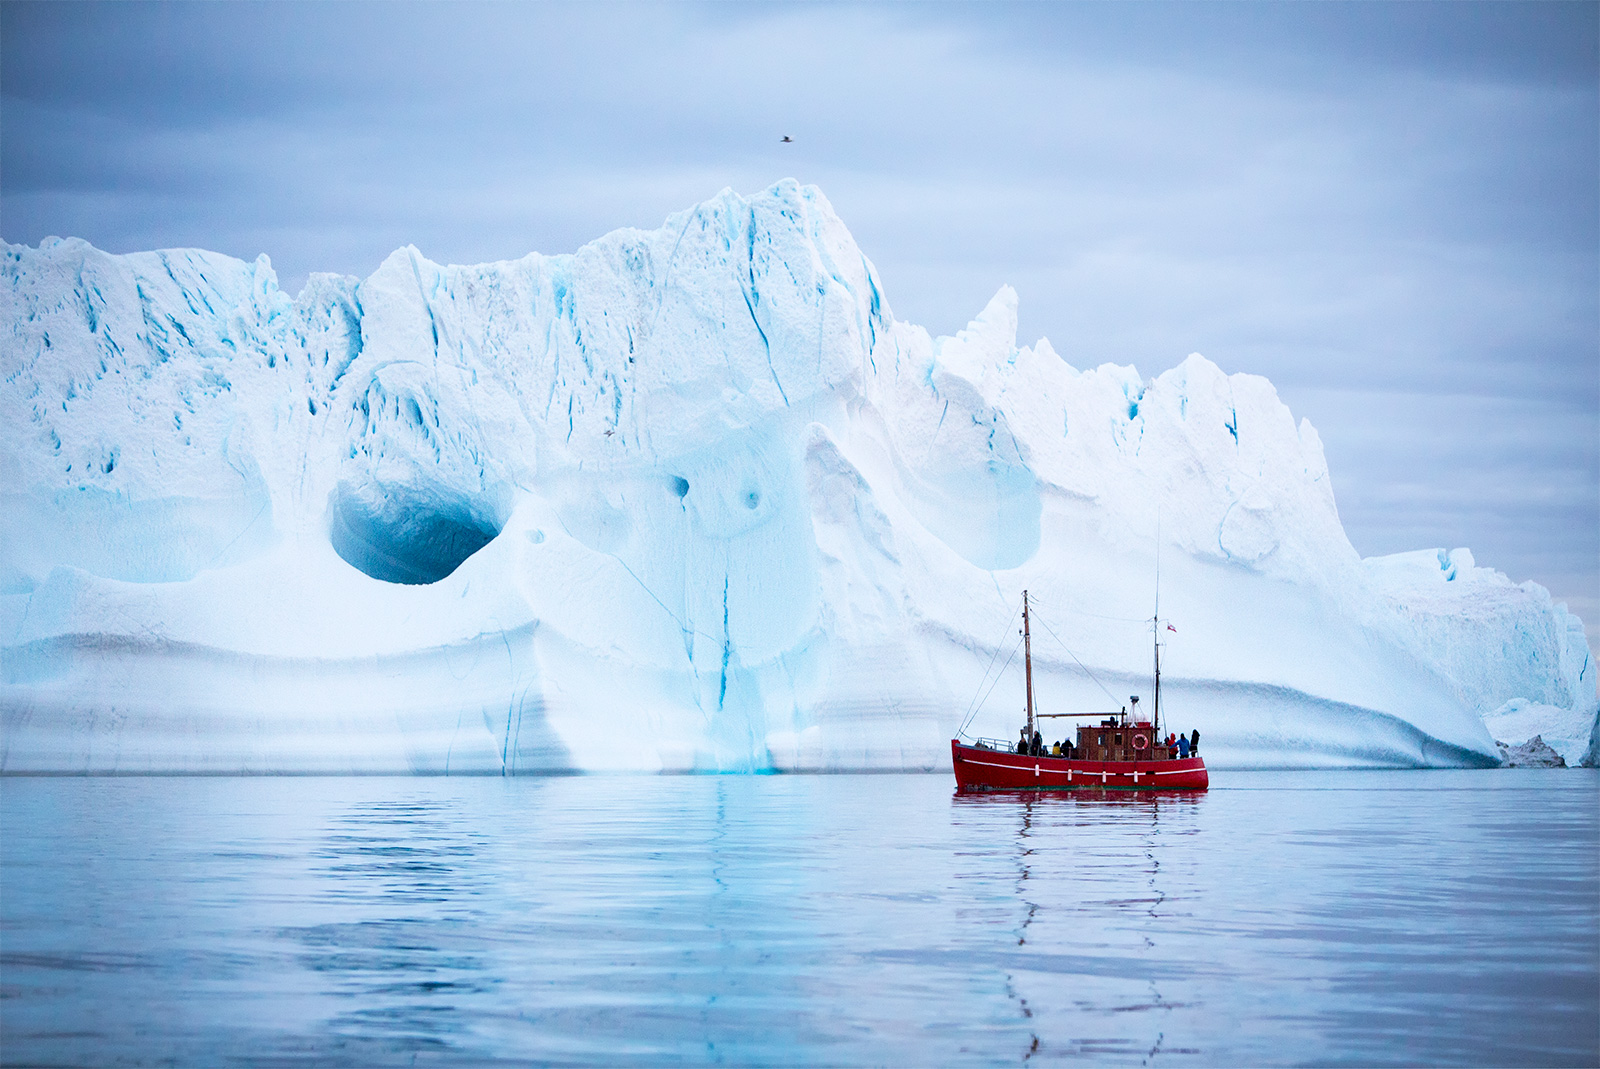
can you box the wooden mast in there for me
[1153,515,1161,740]
[1023,590,1036,742]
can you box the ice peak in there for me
[966,284,1019,344]
[935,285,1019,383]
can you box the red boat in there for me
[952,590,1208,792]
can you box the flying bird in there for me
[780,135,793,143]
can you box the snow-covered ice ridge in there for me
[3,181,1594,772]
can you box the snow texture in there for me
[3,181,1594,773]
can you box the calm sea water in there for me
[2,770,1596,1066]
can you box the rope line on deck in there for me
[957,599,1021,736]
[958,635,1024,739]
[1028,607,1123,709]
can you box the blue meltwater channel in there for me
[2,770,1596,1065]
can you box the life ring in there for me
[1133,733,1149,750]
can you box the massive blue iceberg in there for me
[3,181,1593,772]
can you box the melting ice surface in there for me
[1,180,1594,771]
[2,772,1597,1065]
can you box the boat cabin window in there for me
[1097,734,1105,745]
[1115,733,1122,745]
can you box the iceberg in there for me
[2,182,1593,773]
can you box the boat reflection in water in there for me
[953,590,1208,793]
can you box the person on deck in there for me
[1178,734,1190,758]
[1032,730,1044,756]
[1191,729,1200,755]
[1018,727,1029,754]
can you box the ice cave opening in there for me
[327,480,504,585]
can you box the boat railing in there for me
[962,737,1016,752]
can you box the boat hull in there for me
[951,739,1208,791]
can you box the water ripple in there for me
[1,770,1595,1065]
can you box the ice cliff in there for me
[3,181,1593,772]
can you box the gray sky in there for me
[4,1,1596,647]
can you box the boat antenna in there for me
[1153,619,1162,739]
[1023,590,1036,742]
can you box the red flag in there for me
[1166,623,1177,633]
